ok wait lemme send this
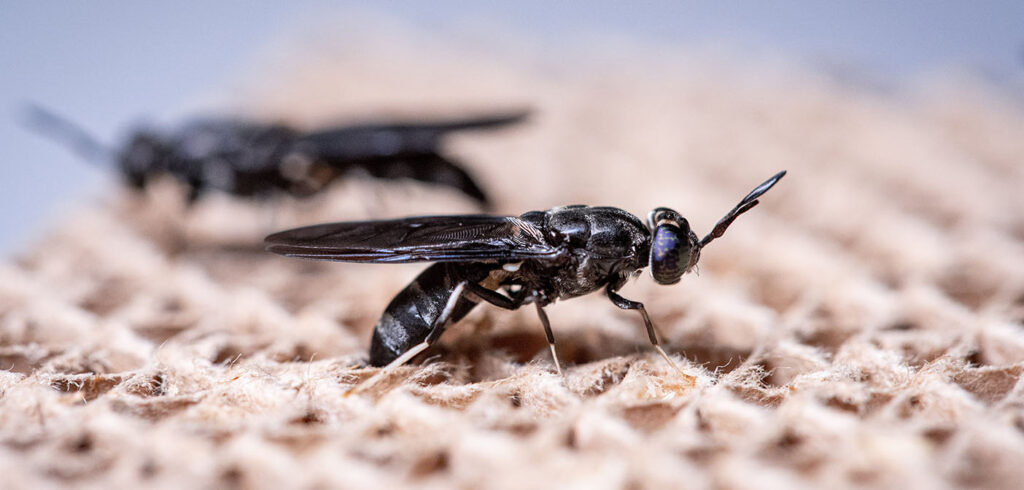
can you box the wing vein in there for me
[265,215,560,264]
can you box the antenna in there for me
[699,170,786,248]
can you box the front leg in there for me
[606,286,694,384]
[606,288,659,346]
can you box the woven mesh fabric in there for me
[2,42,1024,489]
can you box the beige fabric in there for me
[3,39,1024,489]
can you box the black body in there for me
[24,105,528,207]
[266,171,786,367]
[369,262,490,365]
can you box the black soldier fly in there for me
[266,171,785,390]
[23,104,528,207]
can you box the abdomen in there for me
[369,263,489,366]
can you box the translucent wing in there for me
[265,215,559,263]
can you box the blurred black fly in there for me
[23,105,528,207]
[266,170,786,390]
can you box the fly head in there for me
[646,208,700,285]
[646,170,786,285]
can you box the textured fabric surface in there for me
[3,40,1024,489]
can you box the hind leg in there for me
[349,282,467,395]
[369,263,483,366]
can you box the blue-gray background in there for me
[2,2,1022,254]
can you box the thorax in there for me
[511,205,650,301]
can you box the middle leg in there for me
[465,283,563,375]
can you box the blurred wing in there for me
[304,110,530,140]
[265,215,559,263]
[20,103,113,165]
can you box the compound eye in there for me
[649,224,693,285]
